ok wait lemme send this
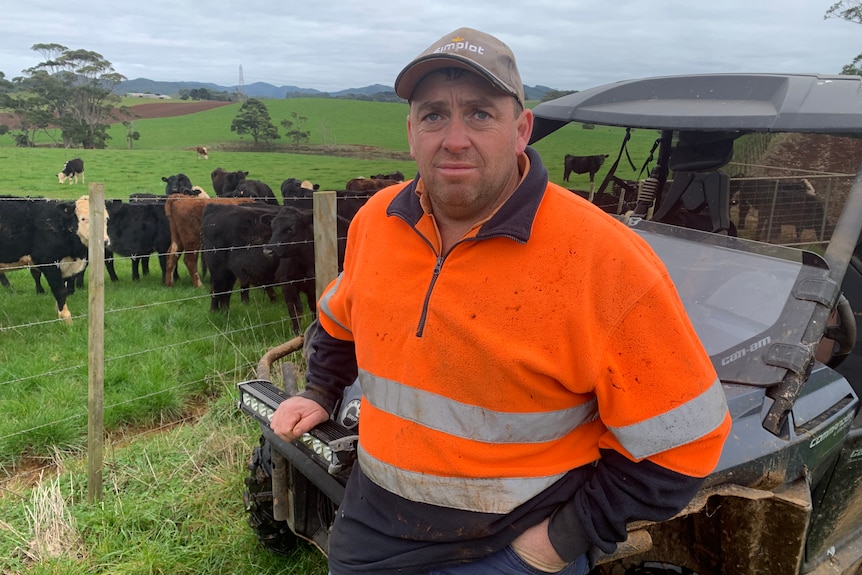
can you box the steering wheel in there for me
[824,293,858,369]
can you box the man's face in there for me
[407,70,533,224]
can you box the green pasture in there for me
[0,98,660,196]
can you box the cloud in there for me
[1,0,858,91]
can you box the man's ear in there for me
[515,108,534,155]
[406,114,416,159]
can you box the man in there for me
[270,27,731,575]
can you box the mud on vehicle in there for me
[238,73,862,574]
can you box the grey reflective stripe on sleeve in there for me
[607,377,728,459]
[358,445,567,513]
[317,274,351,335]
[359,369,599,444]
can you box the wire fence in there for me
[0,189,341,496]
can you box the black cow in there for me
[281,178,380,222]
[200,202,284,313]
[371,171,405,181]
[225,179,278,204]
[104,200,176,283]
[162,173,194,196]
[211,167,248,196]
[265,206,349,334]
[57,158,85,185]
[0,196,101,322]
[563,154,609,183]
[731,176,832,242]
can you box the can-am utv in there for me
[238,73,862,574]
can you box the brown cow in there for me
[164,195,255,287]
[195,146,208,160]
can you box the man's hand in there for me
[510,518,568,572]
[270,396,329,441]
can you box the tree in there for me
[231,98,280,145]
[826,2,862,75]
[280,111,310,144]
[123,120,140,149]
[6,44,126,148]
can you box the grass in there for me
[0,96,662,574]
[0,386,328,575]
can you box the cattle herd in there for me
[0,160,405,329]
[0,153,834,326]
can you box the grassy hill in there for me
[0,98,659,199]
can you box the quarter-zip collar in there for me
[387,146,549,244]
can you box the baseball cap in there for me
[394,27,525,108]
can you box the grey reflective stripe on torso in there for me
[607,377,728,459]
[318,274,351,335]
[359,369,599,443]
[357,445,568,513]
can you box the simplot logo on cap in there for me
[433,36,485,57]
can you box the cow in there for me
[200,202,285,312]
[731,176,832,242]
[57,158,85,185]
[211,167,248,196]
[264,206,350,334]
[0,195,109,322]
[195,146,209,160]
[281,179,380,222]
[371,171,405,181]
[280,178,319,198]
[104,200,175,283]
[345,177,402,192]
[563,154,609,184]
[225,179,278,204]
[162,173,194,196]
[163,195,256,287]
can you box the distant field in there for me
[0,98,660,197]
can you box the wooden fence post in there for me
[87,184,106,503]
[313,191,338,303]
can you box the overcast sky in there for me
[1,1,859,93]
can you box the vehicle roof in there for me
[530,73,862,143]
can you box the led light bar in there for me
[238,378,359,475]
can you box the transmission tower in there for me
[236,64,246,101]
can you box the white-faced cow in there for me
[195,146,209,160]
[0,195,109,323]
[57,158,85,185]
[563,154,609,184]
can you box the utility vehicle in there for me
[239,73,862,574]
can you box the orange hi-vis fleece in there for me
[317,150,731,516]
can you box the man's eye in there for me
[425,113,441,122]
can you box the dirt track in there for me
[121,100,233,119]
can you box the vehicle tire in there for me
[243,435,301,555]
